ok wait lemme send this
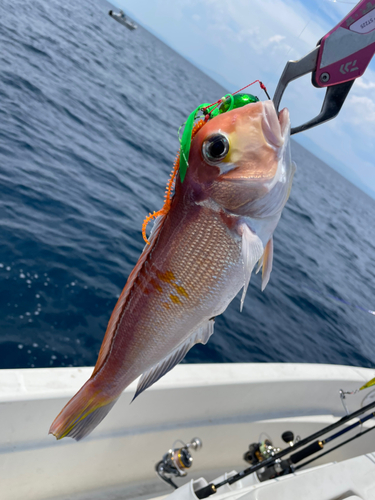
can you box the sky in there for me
[113,0,375,197]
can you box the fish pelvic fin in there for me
[255,255,263,275]
[261,237,273,292]
[132,319,215,402]
[49,380,119,441]
[239,223,264,312]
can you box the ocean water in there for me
[1,0,375,371]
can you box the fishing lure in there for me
[179,93,260,183]
[142,81,268,245]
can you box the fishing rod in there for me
[244,410,375,482]
[195,399,375,499]
[294,422,375,471]
[285,409,375,471]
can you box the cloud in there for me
[340,68,375,132]
[267,35,286,45]
[355,78,375,90]
[118,0,375,193]
[345,95,375,125]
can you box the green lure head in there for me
[179,93,259,182]
[218,93,259,114]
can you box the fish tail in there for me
[49,379,119,441]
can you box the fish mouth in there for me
[261,101,290,148]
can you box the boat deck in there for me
[1,363,374,499]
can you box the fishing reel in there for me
[155,437,202,489]
[243,431,297,482]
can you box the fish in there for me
[49,99,295,441]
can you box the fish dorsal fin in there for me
[132,320,215,402]
[261,237,273,291]
[239,223,263,312]
[92,215,166,377]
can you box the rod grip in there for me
[195,483,217,499]
[290,440,323,464]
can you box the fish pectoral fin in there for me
[261,237,273,292]
[239,223,264,312]
[255,256,263,275]
[132,320,215,402]
[144,215,164,249]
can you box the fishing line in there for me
[340,373,375,406]
[275,0,355,77]
[275,16,313,77]
[201,80,270,118]
[277,19,312,73]
[294,422,375,471]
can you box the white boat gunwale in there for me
[2,363,375,500]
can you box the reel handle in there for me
[281,431,294,444]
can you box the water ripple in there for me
[0,0,375,371]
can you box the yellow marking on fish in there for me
[169,294,182,305]
[157,270,176,283]
[173,283,189,298]
[58,395,111,440]
[163,302,171,310]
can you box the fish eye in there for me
[202,134,229,164]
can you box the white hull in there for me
[1,363,375,499]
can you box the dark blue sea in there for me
[1,0,375,371]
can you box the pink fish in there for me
[50,100,294,440]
